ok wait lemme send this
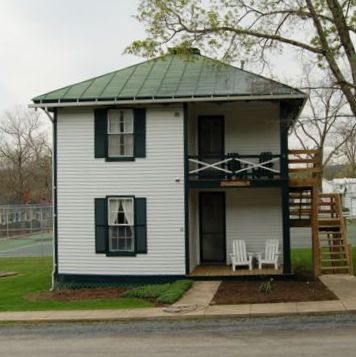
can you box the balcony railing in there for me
[188,153,281,180]
[288,149,322,186]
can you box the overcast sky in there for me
[0,0,145,112]
[0,0,304,115]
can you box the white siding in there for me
[57,106,185,275]
[226,188,283,264]
[189,188,283,266]
[188,101,280,155]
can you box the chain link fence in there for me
[0,204,53,257]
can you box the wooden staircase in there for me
[317,193,353,274]
[288,149,353,276]
[289,188,353,275]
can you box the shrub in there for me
[259,279,273,294]
[123,280,192,304]
[157,280,193,304]
[123,283,170,299]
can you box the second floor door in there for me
[198,116,224,178]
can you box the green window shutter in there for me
[134,108,146,158]
[94,109,107,158]
[135,197,147,253]
[95,198,107,253]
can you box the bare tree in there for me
[292,76,356,176]
[0,107,51,204]
[127,0,356,117]
[335,121,356,176]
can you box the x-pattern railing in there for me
[188,155,280,178]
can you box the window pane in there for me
[109,226,134,252]
[108,198,134,226]
[108,134,120,156]
[122,135,133,156]
[108,110,133,134]
[108,134,133,157]
[108,111,121,133]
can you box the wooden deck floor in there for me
[189,265,283,277]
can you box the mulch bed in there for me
[28,287,128,301]
[212,279,338,305]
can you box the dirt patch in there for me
[212,279,338,304]
[29,287,128,302]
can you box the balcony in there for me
[187,149,321,188]
[188,152,282,188]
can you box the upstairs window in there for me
[94,108,146,160]
[107,110,134,158]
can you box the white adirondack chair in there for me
[230,240,253,271]
[256,239,280,270]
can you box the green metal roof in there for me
[32,54,305,105]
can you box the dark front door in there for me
[199,192,226,263]
[198,116,224,177]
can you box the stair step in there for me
[321,266,350,271]
[319,243,344,245]
[320,251,347,255]
[320,246,345,249]
[320,259,348,263]
[290,209,311,214]
[319,236,343,239]
[318,219,340,224]
[319,233,343,236]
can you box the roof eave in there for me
[29,93,307,109]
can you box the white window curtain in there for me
[109,199,120,225]
[122,199,134,226]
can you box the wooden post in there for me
[311,186,320,277]
[348,243,354,275]
[280,101,291,274]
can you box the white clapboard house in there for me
[33,49,339,286]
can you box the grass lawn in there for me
[292,247,356,276]
[347,220,356,245]
[0,257,153,312]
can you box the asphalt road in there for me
[1,315,356,356]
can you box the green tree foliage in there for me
[127,0,356,117]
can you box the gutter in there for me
[40,108,57,291]
[29,94,307,109]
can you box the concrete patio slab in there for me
[320,275,356,311]
[174,281,221,307]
